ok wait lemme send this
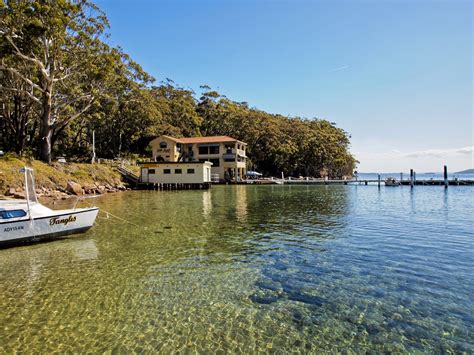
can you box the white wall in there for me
[140,163,212,184]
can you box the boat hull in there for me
[0,207,99,246]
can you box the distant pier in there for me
[350,179,473,186]
[254,165,473,187]
[247,179,473,186]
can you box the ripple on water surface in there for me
[0,185,473,352]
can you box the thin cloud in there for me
[355,146,474,159]
[353,146,473,172]
[405,146,474,158]
[328,65,349,73]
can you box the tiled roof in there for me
[178,136,241,144]
[154,135,246,144]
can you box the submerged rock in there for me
[66,181,83,195]
[255,279,282,292]
[249,288,281,304]
[286,291,326,307]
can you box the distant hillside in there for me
[455,169,474,174]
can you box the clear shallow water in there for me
[0,185,473,352]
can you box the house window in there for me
[164,169,171,174]
[175,169,182,174]
[210,158,220,167]
[198,146,208,155]
[160,141,167,148]
[187,168,195,174]
[148,169,155,174]
[209,146,219,154]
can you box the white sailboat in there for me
[0,167,99,247]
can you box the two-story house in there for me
[149,135,247,182]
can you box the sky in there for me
[95,0,473,172]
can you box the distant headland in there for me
[455,169,474,174]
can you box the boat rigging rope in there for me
[72,195,102,210]
[99,209,140,227]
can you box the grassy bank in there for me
[0,156,125,197]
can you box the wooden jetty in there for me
[351,179,473,186]
[248,178,474,186]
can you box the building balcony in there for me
[223,153,236,162]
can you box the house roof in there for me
[151,135,247,145]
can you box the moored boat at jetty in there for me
[384,177,400,186]
[0,167,99,247]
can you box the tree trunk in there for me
[39,88,53,163]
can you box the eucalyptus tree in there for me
[151,80,202,137]
[0,0,110,162]
[85,47,157,158]
[0,67,38,155]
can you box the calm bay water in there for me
[0,185,473,352]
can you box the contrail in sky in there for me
[329,65,349,72]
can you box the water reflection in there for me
[202,190,212,219]
[234,185,248,222]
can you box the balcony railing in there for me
[223,153,236,162]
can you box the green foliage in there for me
[0,0,357,178]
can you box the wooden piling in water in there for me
[378,174,381,187]
[444,165,448,189]
[410,169,414,188]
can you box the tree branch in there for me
[53,63,80,82]
[0,65,45,93]
[52,99,94,129]
[54,94,93,114]
[0,86,41,104]
[5,35,49,78]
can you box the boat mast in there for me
[21,167,32,220]
[21,167,37,220]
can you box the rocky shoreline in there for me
[0,157,132,201]
[1,181,129,201]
